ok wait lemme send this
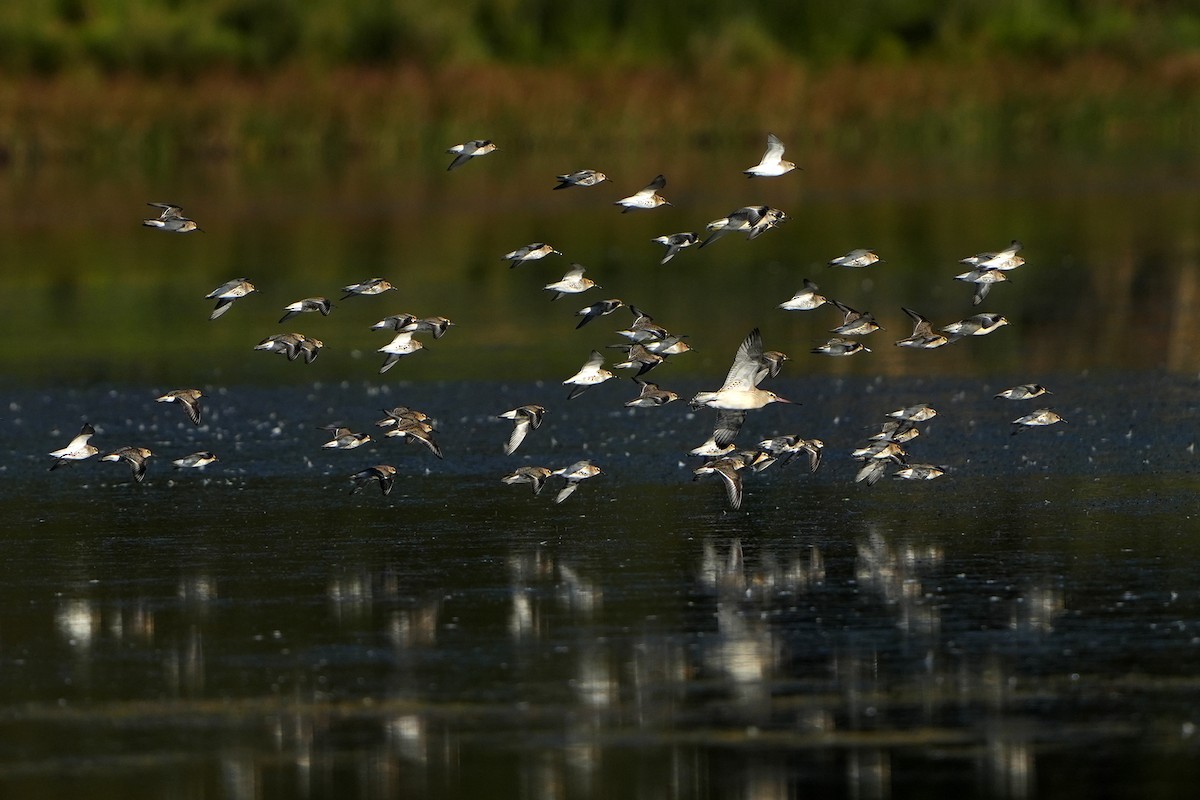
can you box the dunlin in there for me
[758,436,824,472]
[320,426,372,450]
[574,298,625,329]
[1011,408,1066,434]
[689,435,737,458]
[384,420,443,458]
[403,316,455,339]
[895,307,950,349]
[256,333,321,363]
[563,350,613,399]
[498,404,546,455]
[887,403,937,422]
[652,232,698,264]
[550,460,602,503]
[830,300,882,336]
[961,240,1024,271]
[446,139,497,171]
[693,451,764,510]
[349,465,398,495]
[625,379,679,408]
[743,133,797,177]
[375,406,435,429]
[811,337,871,356]
[995,383,1051,400]
[610,343,663,377]
[156,388,203,426]
[828,249,882,268]
[553,169,608,189]
[377,331,424,374]
[341,277,395,299]
[701,205,768,248]
[371,313,418,332]
[279,296,332,323]
[869,420,921,443]
[894,464,945,480]
[206,278,256,320]
[173,451,218,469]
[779,279,828,311]
[544,264,599,300]
[943,312,1009,338]
[143,202,202,233]
[503,242,561,269]
[101,446,153,483]
[614,174,669,212]
[502,466,553,495]
[954,268,1008,305]
[49,423,98,470]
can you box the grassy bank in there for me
[3,1,1200,75]
[2,55,1200,169]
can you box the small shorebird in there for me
[830,300,882,336]
[610,343,663,377]
[954,268,1008,305]
[1011,408,1066,434]
[384,420,443,458]
[625,379,679,408]
[961,240,1024,271]
[279,296,332,323]
[341,277,395,299]
[498,404,546,455]
[694,451,764,510]
[101,446,153,483]
[757,436,824,472]
[652,232,698,264]
[349,465,398,495]
[614,174,669,212]
[869,420,921,443]
[894,464,945,480]
[701,205,768,248]
[553,169,608,189]
[895,308,950,349]
[574,298,625,329]
[173,451,218,469]
[690,329,792,411]
[377,332,424,373]
[811,337,870,356]
[49,423,98,470]
[502,466,553,495]
[403,316,455,339]
[550,460,602,503]
[156,388,203,426]
[503,242,561,269]
[446,139,497,171]
[563,350,613,400]
[375,406,435,429]
[942,313,1009,339]
[371,313,418,332]
[995,383,1051,400]
[256,333,322,363]
[544,264,599,300]
[689,434,737,458]
[743,133,798,177]
[888,403,937,422]
[143,202,202,233]
[828,249,882,268]
[779,279,828,311]
[320,426,372,450]
[206,278,256,320]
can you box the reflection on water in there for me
[4,459,1199,798]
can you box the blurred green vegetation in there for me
[0,0,1198,75]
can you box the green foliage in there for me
[0,0,1197,76]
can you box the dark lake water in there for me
[1,145,1199,798]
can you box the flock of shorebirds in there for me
[47,134,1066,509]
